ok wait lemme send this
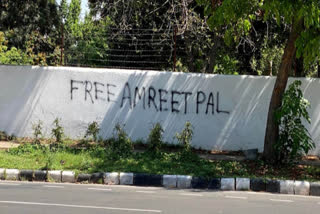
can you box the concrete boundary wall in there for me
[0,65,319,155]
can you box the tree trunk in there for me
[294,56,304,77]
[263,19,303,161]
[206,34,222,73]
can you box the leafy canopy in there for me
[197,0,320,68]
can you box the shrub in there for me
[275,80,315,164]
[51,118,64,143]
[85,121,100,142]
[147,123,164,154]
[106,124,133,160]
[32,120,43,144]
[176,121,193,152]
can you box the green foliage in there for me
[147,123,164,154]
[106,124,133,160]
[32,120,43,144]
[275,80,315,163]
[214,54,239,75]
[85,121,100,142]
[51,118,65,143]
[250,36,284,76]
[176,122,193,152]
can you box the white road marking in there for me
[88,188,112,191]
[0,183,21,186]
[225,196,247,200]
[270,199,293,203]
[179,193,203,197]
[0,201,162,213]
[43,185,64,188]
[136,191,156,194]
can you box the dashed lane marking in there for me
[225,196,247,200]
[43,185,64,188]
[179,193,203,197]
[0,201,162,213]
[136,191,156,194]
[88,188,112,191]
[270,199,293,203]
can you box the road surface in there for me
[0,181,319,214]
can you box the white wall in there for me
[0,65,319,155]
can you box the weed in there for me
[106,124,133,160]
[85,121,100,142]
[147,123,164,154]
[32,120,43,144]
[176,121,193,152]
[51,118,64,143]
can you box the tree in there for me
[197,0,320,161]
[0,0,61,65]
[88,0,215,71]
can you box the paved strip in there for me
[270,199,293,203]
[0,201,162,213]
[225,196,247,200]
[88,188,112,191]
[43,185,64,188]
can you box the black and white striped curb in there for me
[0,168,319,196]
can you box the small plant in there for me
[51,118,64,143]
[275,80,315,164]
[147,123,164,154]
[85,121,100,142]
[32,120,43,144]
[107,124,133,160]
[176,121,193,152]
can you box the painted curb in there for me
[177,175,192,189]
[90,173,105,184]
[250,178,266,192]
[120,173,133,185]
[310,182,320,196]
[77,173,91,183]
[5,169,19,180]
[48,170,62,182]
[162,175,177,188]
[19,170,33,181]
[105,172,120,185]
[0,168,318,197]
[191,177,209,189]
[34,170,47,181]
[266,179,280,193]
[236,178,250,191]
[208,178,221,190]
[0,168,5,180]
[133,173,162,187]
[294,181,310,195]
[221,178,235,191]
[62,171,76,183]
[280,180,295,194]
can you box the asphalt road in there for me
[0,181,319,214]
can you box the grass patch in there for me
[0,143,319,181]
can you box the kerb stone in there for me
[294,181,310,195]
[5,169,19,180]
[105,172,120,185]
[48,170,62,182]
[120,173,133,185]
[236,178,250,191]
[177,175,192,189]
[221,178,235,191]
[280,180,294,194]
[62,171,76,183]
[163,175,177,188]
